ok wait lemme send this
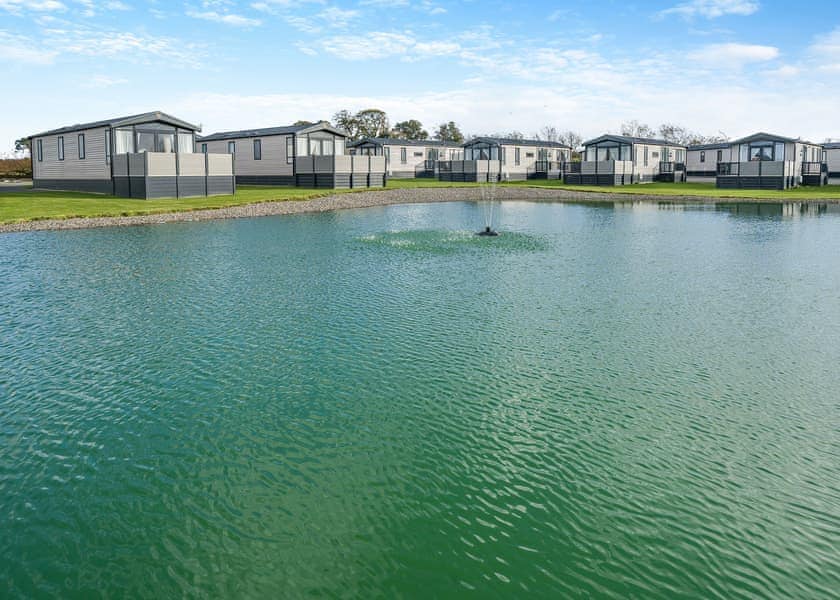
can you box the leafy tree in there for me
[434,121,464,144]
[14,137,30,152]
[293,120,315,126]
[355,109,390,139]
[392,119,428,140]
[332,110,360,139]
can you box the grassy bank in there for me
[0,186,358,224]
[3,179,840,225]
[516,180,840,199]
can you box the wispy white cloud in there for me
[359,0,444,15]
[0,30,58,63]
[39,26,204,66]
[658,0,759,19]
[688,42,778,65]
[82,74,128,87]
[809,26,840,71]
[186,9,261,27]
[321,31,415,60]
[0,0,66,14]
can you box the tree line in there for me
[331,109,465,143]
[618,120,729,145]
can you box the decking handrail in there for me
[801,161,825,175]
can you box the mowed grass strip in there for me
[0,186,356,224]
[514,180,840,199]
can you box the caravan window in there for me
[37,139,43,162]
[115,129,134,153]
[57,136,64,161]
[253,139,262,160]
[78,134,85,159]
[137,132,156,153]
[156,132,175,153]
[177,132,194,153]
[700,151,706,163]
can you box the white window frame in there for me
[57,136,65,161]
[78,133,85,160]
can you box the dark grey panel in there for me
[235,175,296,186]
[33,178,112,194]
[295,174,316,188]
[350,173,368,188]
[129,177,146,199]
[802,175,825,187]
[177,176,207,197]
[146,176,178,199]
[716,176,786,190]
[686,170,717,177]
[207,176,235,196]
[113,177,130,197]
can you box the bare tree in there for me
[620,120,657,139]
[557,130,583,150]
[537,125,559,142]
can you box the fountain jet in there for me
[477,180,500,236]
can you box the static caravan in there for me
[29,111,234,199]
[565,135,687,186]
[347,138,463,178]
[823,143,840,185]
[715,133,824,189]
[198,122,386,189]
[685,142,732,183]
[439,137,571,182]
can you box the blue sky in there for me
[2,0,840,153]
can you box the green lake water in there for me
[1,201,838,598]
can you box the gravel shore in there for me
[0,186,831,234]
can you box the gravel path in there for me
[0,186,832,234]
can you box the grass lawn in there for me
[3,179,839,225]
[511,180,840,200]
[0,186,358,225]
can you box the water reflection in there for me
[716,202,837,218]
[604,200,840,219]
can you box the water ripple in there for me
[1,202,839,598]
